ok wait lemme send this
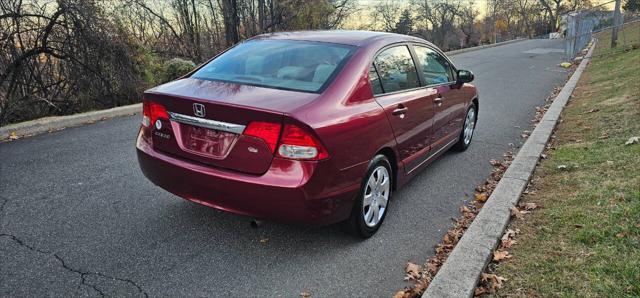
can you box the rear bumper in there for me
[136,130,358,225]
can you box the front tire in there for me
[453,103,477,151]
[345,155,392,238]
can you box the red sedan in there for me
[136,30,478,238]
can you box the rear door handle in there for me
[434,94,444,106]
[392,106,408,116]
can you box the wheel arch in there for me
[472,96,479,118]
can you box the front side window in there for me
[372,45,420,94]
[191,40,354,93]
[413,46,454,85]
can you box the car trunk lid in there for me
[143,78,318,175]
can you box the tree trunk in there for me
[221,0,239,47]
[258,0,266,32]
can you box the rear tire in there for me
[453,103,477,151]
[344,155,392,238]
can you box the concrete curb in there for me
[423,39,597,298]
[0,38,526,141]
[0,103,141,140]
[445,38,527,56]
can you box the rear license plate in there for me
[182,125,235,157]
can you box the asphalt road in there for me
[0,39,568,297]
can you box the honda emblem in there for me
[193,103,206,117]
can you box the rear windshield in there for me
[191,39,354,93]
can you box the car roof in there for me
[248,30,432,47]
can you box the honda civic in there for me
[136,30,478,238]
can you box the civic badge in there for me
[193,103,206,117]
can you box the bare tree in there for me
[458,2,480,46]
[515,0,540,38]
[414,0,462,49]
[371,0,403,32]
[1,0,143,125]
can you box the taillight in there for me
[243,121,282,153]
[142,100,168,128]
[277,124,328,160]
[243,122,329,160]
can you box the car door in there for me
[371,45,435,173]
[412,45,466,150]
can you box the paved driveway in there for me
[0,39,568,297]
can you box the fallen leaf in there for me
[616,232,627,238]
[475,193,488,203]
[392,291,406,298]
[426,260,439,275]
[586,108,599,113]
[405,262,421,280]
[474,287,489,296]
[574,224,584,228]
[510,207,524,219]
[502,229,517,242]
[443,229,462,244]
[259,238,269,244]
[8,132,19,140]
[481,273,506,292]
[624,136,639,145]
[520,202,538,211]
[501,238,516,249]
[557,165,568,170]
[493,250,512,262]
[300,290,311,298]
[491,275,506,291]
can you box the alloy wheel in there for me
[463,106,476,145]
[362,166,390,227]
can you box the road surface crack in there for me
[53,253,106,297]
[0,234,148,297]
[0,233,50,254]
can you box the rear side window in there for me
[372,45,420,94]
[369,65,384,95]
[191,40,354,93]
[413,46,454,85]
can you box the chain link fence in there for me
[564,11,604,58]
[563,5,640,59]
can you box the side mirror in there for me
[457,69,474,83]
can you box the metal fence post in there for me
[611,0,623,47]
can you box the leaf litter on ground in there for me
[394,153,514,298]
